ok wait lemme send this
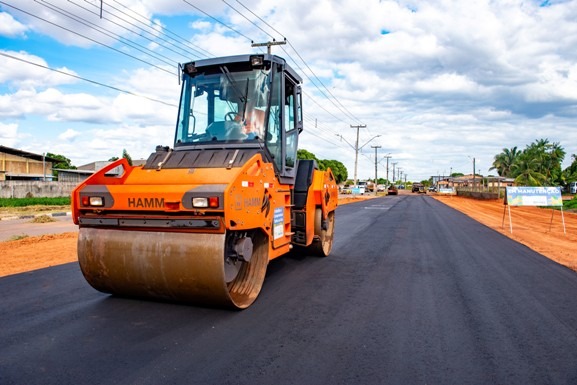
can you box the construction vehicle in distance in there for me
[412,183,426,194]
[71,54,339,309]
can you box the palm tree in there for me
[517,139,566,185]
[490,147,520,177]
[512,157,547,186]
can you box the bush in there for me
[565,198,577,210]
[0,197,71,207]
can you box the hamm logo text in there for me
[128,197,164,208]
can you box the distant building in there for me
[0,145,59,181]
[55,158,147,183]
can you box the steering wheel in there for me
[225,112,238,121]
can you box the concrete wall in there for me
[456,190,500,200]
[0,181,78,198]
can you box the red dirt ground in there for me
[1,194,576,277]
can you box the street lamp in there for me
[371,145,381,195]
[336,129,380,188]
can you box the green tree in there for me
[512,156,547,186]
[122,149,133,166]
[47,152,76,177]
[491,139,566,186]
[319,159,348,184]
[297,149,348,184]
[490,146,520,177]
[519,139,565,185]
[297,149,319,162]
[563,154,577,183]
[108,156,119,162]
[47,152,76,170]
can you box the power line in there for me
[0,51,179,108]
[181,0,253,42]
[0,1,175,76]
[234,0,285,39]
[284,39,362,124]
[38,0,178,67]
[226,1,365,125]
[222,0,274,41]
[105,0,214,59]
[68,0,188,61]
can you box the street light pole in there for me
[337,126,380,190]
[350,124,366,188]
[473,157,476,191]
[371,145,381,195]
[383,155,391,185]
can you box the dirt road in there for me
[1,194,576,277]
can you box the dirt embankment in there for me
[1,194,576,277]
[0,233,78,277]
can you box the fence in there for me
[0,181,79,198]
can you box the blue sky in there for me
[1,0,577,182]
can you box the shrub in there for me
[0,197,71,207]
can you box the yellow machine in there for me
[71,54,338,309]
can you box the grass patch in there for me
[0,197,71,208]
[9,234,29,241]
[31,215,56,223]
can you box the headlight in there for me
[192,197,208,208]
[81,196,104,206]
[192,197,219,208]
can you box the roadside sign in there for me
[503,186,565,234]
[505,186,562,206]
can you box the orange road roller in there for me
[71,54,338,309]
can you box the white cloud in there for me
[0,122,18,147]
[0,50,77,88]
[0,12,28,37]
[58,128,80,141]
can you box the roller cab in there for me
[72,54,338,309]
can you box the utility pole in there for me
[350,124,366,188]
[473,157,476,191]
[251,39,287,54]
[383,155,391,186]
[336,129,380,191]
[371,145,381,195]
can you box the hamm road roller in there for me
[71,54,338,309]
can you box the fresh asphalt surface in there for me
[1,195,577,384]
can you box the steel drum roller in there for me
[78,228,268,309]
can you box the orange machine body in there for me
[72,154,337,262]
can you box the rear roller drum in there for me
[308,208,335,257]
[78,228,268,309]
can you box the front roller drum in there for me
[78,228,268,309]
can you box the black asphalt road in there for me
[2,195,577,384]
